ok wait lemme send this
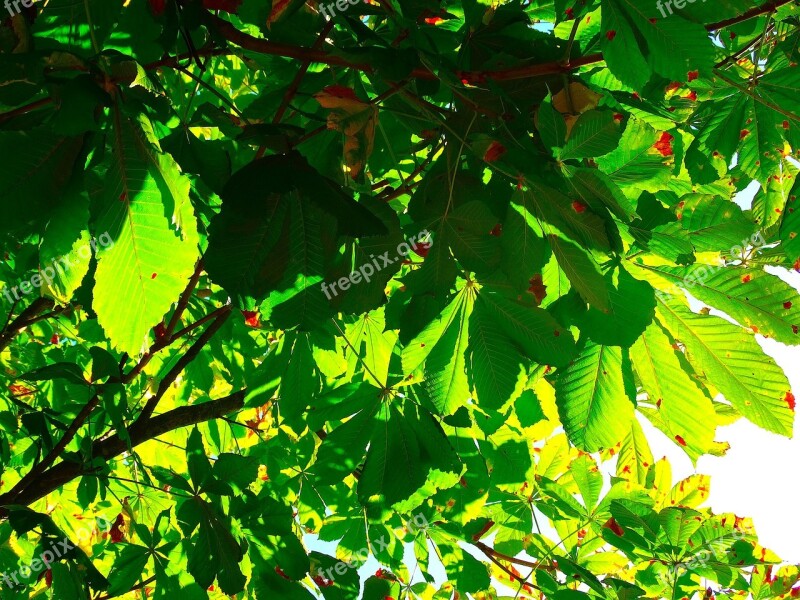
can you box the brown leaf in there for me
[314,86,378,179]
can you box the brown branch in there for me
[709,0,793,31]
[202,1,791,85]
[472,540,556,572]
[4,391,98,504]
[0,298,56,352]
[138,305,232,421]
[166,304,231,345]
[0,390,247,517]
[122,262,208,384]
[715,25,773,69]
[254,22,335,159]
[142,47,232,72]
[165,259,205,336]
[4,0,787,130]
[0,97,54,125]
[96,576,157,600]
[273,22,333,125]
[294,124,328,146]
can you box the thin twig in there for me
[331,318,386,389]
[173,64,245,119]
[139,305,232,421]
[0,97,54,125]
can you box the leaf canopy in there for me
[0,0,799,598]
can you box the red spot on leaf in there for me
[554,330,561,337]
[321,85,359,100]
[109,513,125,543]
[794,258,800,272]
[424,16,443,24]
[751,325,759,333]
[571,200,587,213]
[483,141,506,163]
[666,82,681,92]
[784,301,793,309]
[148,0,166,14]
[313,575,334,588]
[412,241,431,257]
[50,333,60,345]
[686,91,697,101]
[786,391,796,411]
[741,274,752,283]
[687,70,699,82]
[489,223,502,236]
[675,434,687,447]
[653,132,674,157]
[151,273,157,279]
[565,7,574,18]
[784,121,791,129]
[613,113,624,123]
[740,129,750,139]
[242,310,260,328]
[202,0,242,12]
[605,30,617,41]
[603,517,624,536]
[528,274,547,303]
[275,566,290,580]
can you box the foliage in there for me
[1,0,800,598]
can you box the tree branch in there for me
[709,0,793,31]
[4,391,98,504]
[139,305,232,421]
[0,298,57,352]
[201,1,790,85]
[0,97,54,125]
[0,390,247,517]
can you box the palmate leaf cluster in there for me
[0,0,799,598]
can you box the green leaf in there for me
[554,342,635,452]
[550,237,611,311]
[657,298,794,436]
[467,300,526,410]
[631,321,717,461]
[559,110,623,161]
[644,264,800,344]
[477,292,577,367]
[90,111,199,355]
